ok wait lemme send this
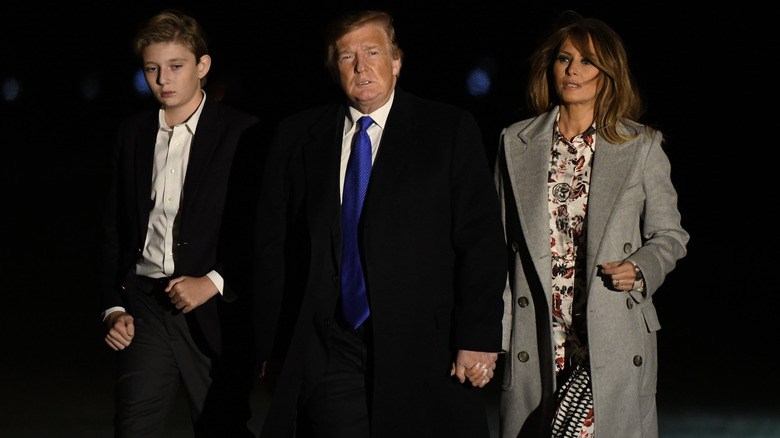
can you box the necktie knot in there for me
[357,116,374,133]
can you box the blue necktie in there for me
[341,116,374,329]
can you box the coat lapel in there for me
[507,112,641,290]
[134,113,159,239]
[585,123,640,282]
[181,99,222,214]
[302,105,346,266]
[505,110,557,290]
[316,90,419,267]
[362,89,417,212]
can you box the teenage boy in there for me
[101,9,259,437]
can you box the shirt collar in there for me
[158,90,207,135]
[554,110,596,147]
[344,90,395,135]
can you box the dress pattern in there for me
[548,117,596,437]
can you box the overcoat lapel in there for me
[585,125,639,284]
[506,110,557,297]
[361,89,418,213]
[507,112,641,294]
[303,105,346,267]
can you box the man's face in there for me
[142,41,210,119]
[335,23,401,114]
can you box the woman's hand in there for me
[600,261,637,291]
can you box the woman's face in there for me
[552,36,602,110]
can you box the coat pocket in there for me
[640,301,661,333]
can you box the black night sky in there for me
[1,1,773,436]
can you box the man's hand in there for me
[104,311,134,351]
[451,349,498,388]
[165,275,219,313]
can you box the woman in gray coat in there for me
[496,12,688,438]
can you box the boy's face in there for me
[142,41,210,119]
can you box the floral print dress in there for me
[548,116,596,438]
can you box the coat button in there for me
[623,243,633,254]
[517,297,529,308]
[517,351,530,362]
[511,242,519,252]
[626,298,633,309]
[633,355,643,366]
[332,274,339,283]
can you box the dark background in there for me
[1,1,774,436]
